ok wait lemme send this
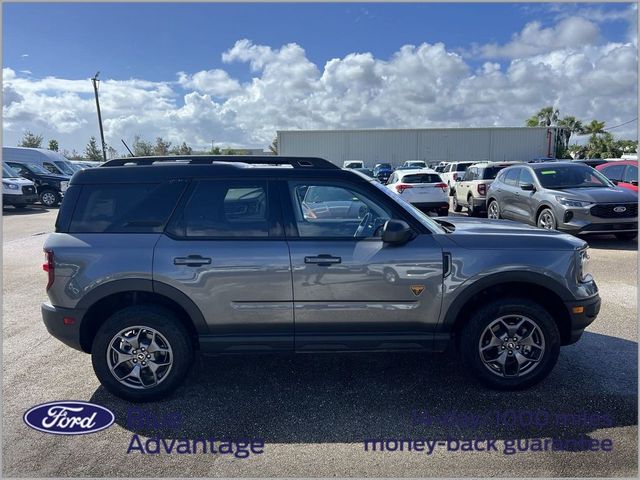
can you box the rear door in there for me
[153,178,294,353]
[498,167,521,219]
[281,179,444,352]
[512,167,537,221]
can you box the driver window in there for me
[289,182,391,238]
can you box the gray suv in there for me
[42,156,601,401]
[486,162,638,240]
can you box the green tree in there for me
[526,106,559,127]
[19,131,43,148]
[176,142,193,155]
[583,120,606,136]
[85,136,103,161]
[568,144,586,159]
[209,145,222,154]
[269,137,278,154]
[106,146,119,160]
[153,137,172,156]
[132,135,154,156]
[556,116,583,155]
[48,139,59,151]
[616,140,638,153]
[222,147,237,155]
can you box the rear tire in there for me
[452,194,462,212]
[467,196,479,217]
[459,298,560,390]
[615,232,637,241]
[92,305,194,402]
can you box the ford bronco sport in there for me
[42,156,600,401]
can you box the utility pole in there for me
[91,71,107,162]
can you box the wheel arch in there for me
[77,279,208,353]
[442,272,574,346]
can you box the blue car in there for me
[373,163,394,183]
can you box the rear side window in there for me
[176,180,269,238]
[69,182,185,233]
[401,173,442,184]
[481,166,506,180]
[456,163,472,172]
[504,168,520,186]
[601,164,626,181]
[623,165,638,183]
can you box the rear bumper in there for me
[42,303,86,352]
[412,201,450,214]
[564,294,601,345]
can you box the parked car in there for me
[2,163,38,209]
[596,160,638,192]
[5,161,70,207]
[401,160,427,169]
[343,160,364,169]
[352,167,378,181]
[527,157,558,164]
[386,169,449,216]
[70,160,102,169]
[441,161,475,194]
[486,162,638,240]
[373,163,394,183]
[43,155,600,401]
[435,162,448,173]
[452,162,519,216]
[572,159,608,168]
[3,146,77,177]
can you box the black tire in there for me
[467,196,478,217]
[92,305,194,402]
[452,194,462,212]
[39,190,60,207]
[459,298,560,390]
[537,208,557,230]
[615,232,637,241]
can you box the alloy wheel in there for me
[487,202,499,219]
[538,211,555,230]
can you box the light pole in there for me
[91,71,107,162]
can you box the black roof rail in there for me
[101,155,339,169]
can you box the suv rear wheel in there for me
[467,195,479,217]
[92,305,193,402]
[459,298,560,390]
[452,194,462,212]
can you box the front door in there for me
[282,179,444,352]
[153,179,293,353]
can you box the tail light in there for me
[43,249,54,291]
[395,183,413,194]
[477,184,486,196]
[435,183,448,192]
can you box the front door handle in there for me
[173,255,212,267]
[304,254,342,267]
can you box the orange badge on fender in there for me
[410,285,425,296]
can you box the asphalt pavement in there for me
[2,205,637,477]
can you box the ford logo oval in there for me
[613,206,627,213]
[23,401,115,435]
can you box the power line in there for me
[604,117,638,131]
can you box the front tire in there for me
[487,200,500,219]
[459,298,560,390]
[39,190,60,207]
[537,208,557,230]
[92,305,194,402]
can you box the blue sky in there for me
[4,3,633,81]
[2,3,637,153]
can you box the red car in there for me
[596,160,638,192]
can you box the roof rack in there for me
[101,155,339,169]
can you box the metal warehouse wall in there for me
[277,128,556,166]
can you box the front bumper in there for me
[564,294,601,344]
[42,303,86,352]
[554,204,638,235]
[3,193,38,206]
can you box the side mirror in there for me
[520,183,535,191]
[382,219,414,245]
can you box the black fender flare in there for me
[439,271,574,332]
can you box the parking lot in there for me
[2,205,637,477]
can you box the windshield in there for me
[54,161,76,175]
[25,163,53,175]
[372,181,445,233]
[376,163,392,169]
[3,164,20,178]
[535,165,613,189]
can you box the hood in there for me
[435,216,586,251]
[38,175,71,182]
[3,177,34,186]
[546,186,637,203]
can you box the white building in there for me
[277,127,559,167]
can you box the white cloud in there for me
[2,16,638,154]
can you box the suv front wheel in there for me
[92,305,194,402]
[459,298,560,390]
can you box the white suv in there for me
[441,161,475,194]
[386,168,449,215]
[452,162,519,216]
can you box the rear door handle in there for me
[173,255,212,267]
[304,254,342,267]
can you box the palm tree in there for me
[525,106,560,127]
[557,116,584,153]
[583,120,606,136]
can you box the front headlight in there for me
[2,182,19,190]
[578,248,592,283]
[556,196,593,208]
